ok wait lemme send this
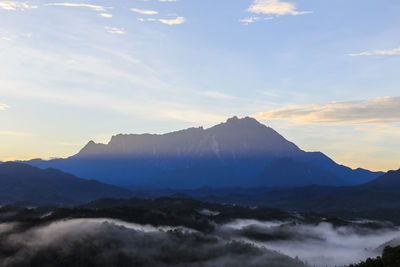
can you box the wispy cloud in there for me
[254,97,400,125]
[247,0,312,16]
[259,90,280,98]
[348,47,400,57]
[159,16,185,25]
[200,91,236,100]
[138,16,186,25]
[0,0,38,11]
[45,3,108,12]
[0,102,9,110]
[240,16,261,24]
[240,16,273,25]
[99,13,112,18]
[137,17,157,22]
[159,0,177,2]
[104,26,125,35]
[131,7,158,15]
[165,109,226,124]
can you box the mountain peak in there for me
[219,116,263,130]
[226,116,239,123]
[226,116,259,124]
[76,140,107,158]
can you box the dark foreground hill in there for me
[0,162,133,205]
[348,246,400,267]
[25,116,381,188]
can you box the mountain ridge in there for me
[75,116,301,159]
[23,116,381,188]
[0,161,133,205]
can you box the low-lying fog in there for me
[219,219,400,266]
[0,217,399,267]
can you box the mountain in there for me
[25,116,381,188]
[195,169,400,222]
[252,158,346,187]
[292,151,379,185]
[77,116,300,159]
[364,169,400,188]
[0,162,133,205]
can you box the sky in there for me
[0,0,399,171]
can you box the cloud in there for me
[104,26,125,35]
[0,219,305,267]
[259,90,280,98]
[247,0,312,16]
[349,47,400,57]
[45,3,107,12]
[0,102,9,110]
[159,16,185,25]
[99,13,112,18]
[221,219,400,267]
[0,33,228,126]
[159,0,177,2]
[240,16,261,24]
[0,0,37,11]
[254,97,400,125]
[239,16,273,25]
[1,214,399,267]
[200,90,236,100]
[164,109,227,124]
[131,8,158,15]
[137,16,186,25]
[137,17,157,22]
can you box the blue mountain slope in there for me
[253,158,348,187]
[0,162,133,205]
[24,117,381,188]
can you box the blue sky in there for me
[0,0,399,171]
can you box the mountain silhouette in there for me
[201,168,400,221]
[364,169,400,188]
[0,162,132,205]
[25,117,381,188]
[77,116,300,158]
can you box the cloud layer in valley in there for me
[0,219,305,267]
[1,217,399,267]
[220,219,400,267]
